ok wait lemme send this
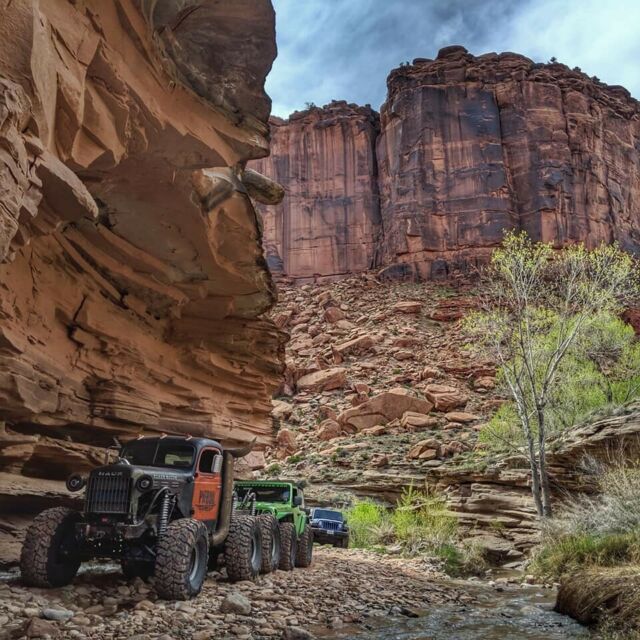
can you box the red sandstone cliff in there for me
[255,47,640,280]
[252,101,380,280]
[0,0,284,508]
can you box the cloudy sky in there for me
[267,0,640,117]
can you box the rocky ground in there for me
[0,547,468,640]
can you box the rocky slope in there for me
[263,274,640,558]
[253,47,640,280]
[0,0,283,547]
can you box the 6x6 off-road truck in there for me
[233,480,313,572]
[20,436,266,600]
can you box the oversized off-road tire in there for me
[337,537,349,549]
[278,522,297,571]
[121,559,154,581]
[20,507,81,588]
[154,519,209,600]
[224,516,262,582]
[295,524,313,568]
[257,514,281,574]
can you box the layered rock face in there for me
[255,48,640,280]
[252,102,380,279]
[0,0,283,506]
[377,46,640,278]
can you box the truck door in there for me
[192,447,222,528]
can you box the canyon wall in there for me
[252,102,380,278]
[0,0,284,519]
[256,47,640,280]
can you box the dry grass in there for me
[556,566,640,633]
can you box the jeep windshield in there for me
[313,509,343,521]
[121,440,195,469]
[237,486,291,503]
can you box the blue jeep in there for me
[309,508,349,548]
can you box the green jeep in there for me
[233,480,313,573]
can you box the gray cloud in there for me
[267,0,640,116]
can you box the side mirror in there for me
[293,495,303,507]
[211,453,223,474]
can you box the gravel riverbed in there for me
[0,547,467,639]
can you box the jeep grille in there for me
[85,472,131,514]
[320,520,340,531]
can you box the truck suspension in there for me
[157,490,173,537]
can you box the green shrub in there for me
[345,500,387,549]
[532,462,640,580]
[531,531,640,580]
[345,488,487,575]
[480,314,640,453]
[391,486,458,554]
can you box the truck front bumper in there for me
[311,527,348,545]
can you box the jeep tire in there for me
[295,524,313,568]
[224,516,262,582]
[121,559,154,581]
[278,522,297,571]
[155,519,209,600]
[20,507,81,588]
[257,514,281,574]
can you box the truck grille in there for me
[85,472,131,514]
[320,520,340,531]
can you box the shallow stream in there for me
[317,579,589,640]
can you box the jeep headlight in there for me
[66,474,86,492]
[136,475,153,491]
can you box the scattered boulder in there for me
[25,618,60,639]
[361,424,387,436]
[393,301,423,314]
[272,400,294,420]
[283,627,317,640]
[407,439,440,460]
[474,376,496,390]
[420,366,440,380]
[276,429,298,455]
[424,384,469,411]
[297,367,347,392]
[220,592,252,615]
[444,411,479,423]
[393,349,414,360]
[338,388,433,431]
[370,453,389,467]
[392,336,422,348]
[400,411,439,430]
[42,608,73,622]
[334,334,375,357]
[324,307,346,323]
[317,419,342,441]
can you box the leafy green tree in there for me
[466,232,637,517]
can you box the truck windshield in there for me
[121,440,195,469]
[313,509,343,521]
[237,486,291,503]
